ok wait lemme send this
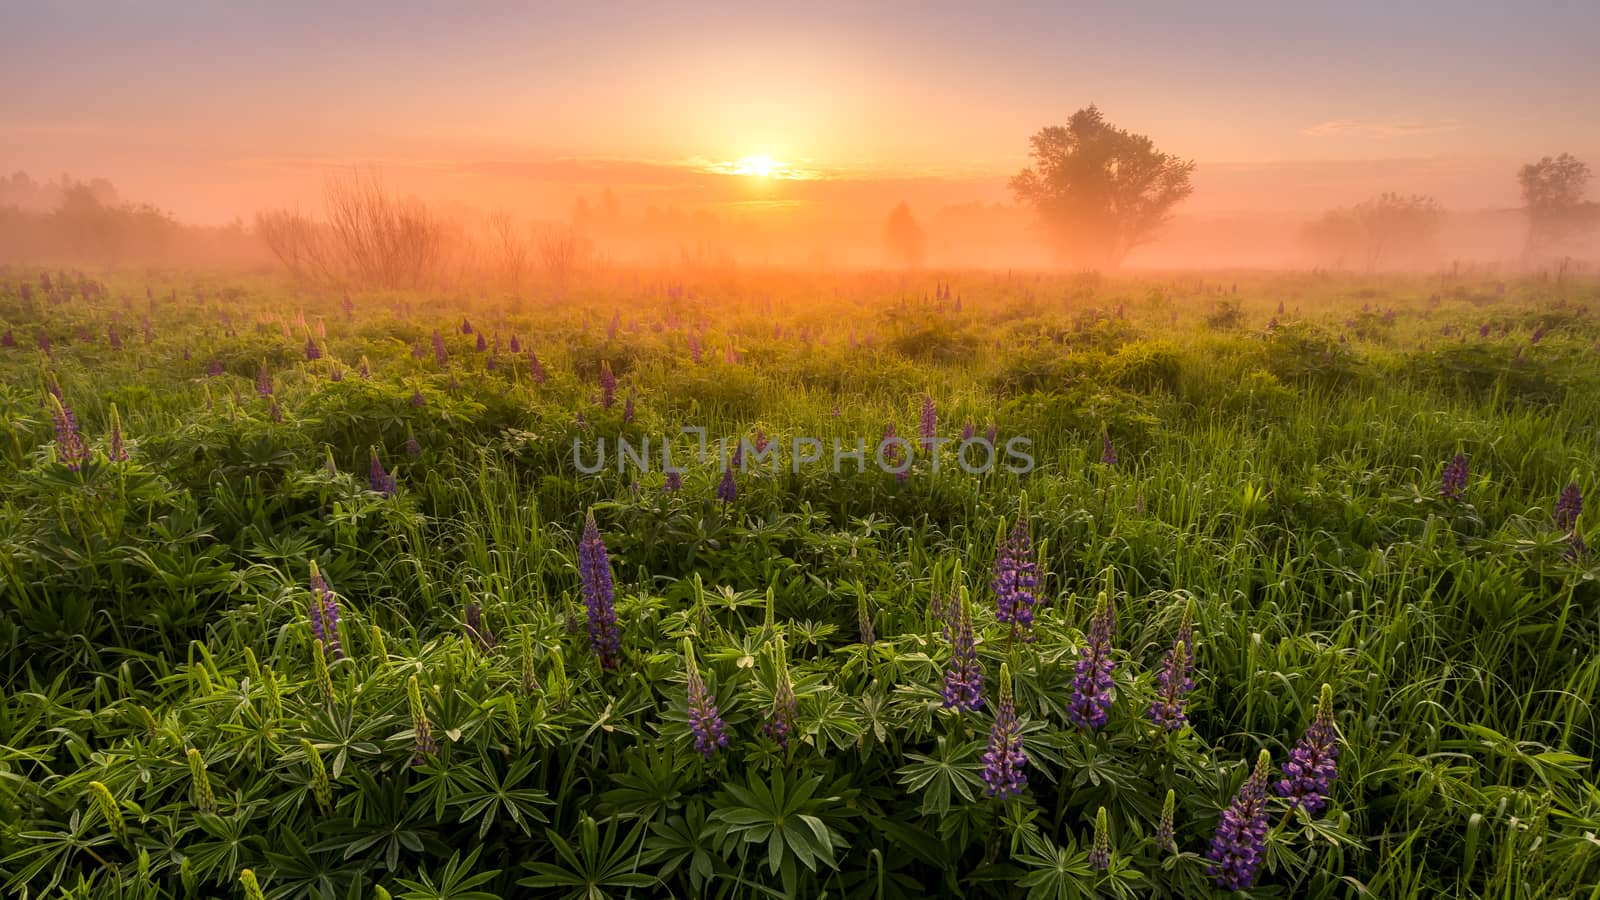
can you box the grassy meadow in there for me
[1,267,1597,899]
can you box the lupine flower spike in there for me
[187,748,217,813]
[599,360,617,408]
[240,869,267,900]
[1156,788,1177,853]
[920,395,937,452]
[1101,432,1119,466]
[465,602,496,652]
[579,510,622,669]
[256,360,272,397]
[716,465,738,506]
[50,395,89,471]
[991,498,1039,638]
[765,635,799,750]
[1441,452,1468,500]
[942,586,983,711]
[369,449,397,497]
[981,663,1027,798]
[307,562,343,659]
[89,781,126,840]
[1275,683,1340,816]
[1089,806,1111,871]
[407,675,438,764]
[1207,750,1272,890]
[1555,482,1583,531]
[683,639,728,758]
[1149,639,1190,730]
[1068,584,1116,729]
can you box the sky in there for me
[3,0,1598,229]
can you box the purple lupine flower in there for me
[882,422,908,482]
[329,365,343,382]
[405,428,422,458]
[981,663,1027,799]
[579,511,621,670]
[509,334,521,353]
[1089,807,1111,871]
[342,293,355,316]
[465,602,496,652]
[1531,324,1547,344]
[256,362,272,398]
[412,342,427,360]
[38,332,51,355]
[1068,591,1115,729]
[432,331,447,366]
[50,395,89,471]
[206,358,223,377]
[461,317,473,335]
[142,317,153,344]
[410,390,425,408]
[683,640,728,758]
[107,325,122,351]
[1207,750,1273,890]
[308,562,343,659]
[599,361,617,409]
[1442,452,1468,501]
[268,398,283,423]
[1149,638,1190,731]
[990,512,1039,634]
[1479,322,1491,338]
[607,311,620,340]
[687,330,702,363]
[1556,483,1583,531]
[665,469,683,492]
[920,396,937,451]
[528,351,546,384]
[764,637,798,750]
[716,465,738,506]
[107,405,128,463]
[623,392,635,425]
[368,449,397,497]
[1,329,13,348]
[475,332,487,352]
[1101,433,1119,466]
[754,429,769,453]
[942,587,983,712]
[1565,533,1588,562]
[1275,684,1339,815]
[961,421,975,441]
[305,337,320,361]
[985,423,997,446]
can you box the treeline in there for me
[0,172,263,269]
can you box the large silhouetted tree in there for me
[1010,106,1195,268]
[1518,153,1593,258]
[882,201,927,267]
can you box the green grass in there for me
[0,267,1597,899]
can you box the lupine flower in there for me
[1089,807,1111,871]
[961,421,975,441]
[942,587,983,711]
[608,311,620,339]
[1442,452,1468,501]
[665,469,683,492]
[857,591,875,646]
[324,447,338,477]
[329,364,343,382]
[368,449,397,497]
[1068,590,1116,729]
[187,748,217,813]
[1156,788,1177,853]
[308,562,343,659]
[50,395,89,471]
[89,781,126,840]
[1,329,13,347]
[1101,433,1119,466]
[1532,324,1547,344]
[412,342,427,360]
[1207,750,1272,890]
[1149,639,1190,730]
[432,331,447,366]
[301,739,332,813]
[985,423,998,446]
[1555,483,1583,531]
[920,395,937,451]
[765,636,798,750]
[1479,322,1491,338]
[475,332,487,352]
[268,398,283,423]
[461,317,473,335]
[683,639,728,758]
[465,602,496,652]
[508,334,521,353]
[990,509,1039,633]
[107,404,128,463]
[405,427,422,458]
[38,331,51,355]
[882,422,908,482]
[687,331,702,362]
[407,675,438,764]
[1565,533,1588,562]
[1275,683,1339,815]
[981,663,1027,799]
[599,360,617,408]
[255,361,272,398]
[305,336,320,361]
[359,356,372,379]
[716,465,738,506]
[108,325,122,350]
[579,511,622,669]
[528,351,546,384]
[754,429,770,453]
[410,390,425,407]
[623,392,635,424]
[342,293,355,316]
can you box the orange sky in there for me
[4,1,1598,232]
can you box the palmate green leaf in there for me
[517,814,656,899]
[448,753,551,839]
[393,847,501,900]
[895,736,984,817]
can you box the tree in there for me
[1518,153,1594,258]
[1300,192,1441,270]
[882,202,926,267]
[1010,106,1195,268]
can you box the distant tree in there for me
[882,202,927,267]
[1300,192,1441,270]
[1518,153,1594,258]
[1010,106,1195,269]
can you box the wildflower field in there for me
[1,268,1597,899]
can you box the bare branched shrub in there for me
[535,223,590,286]
[323,172,445,289]
[254,209,332,282]
[489,210,528,290]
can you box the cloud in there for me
[1302,118,1462,138]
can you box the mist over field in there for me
[4,4,1600,900]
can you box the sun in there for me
[731,155,781,177]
